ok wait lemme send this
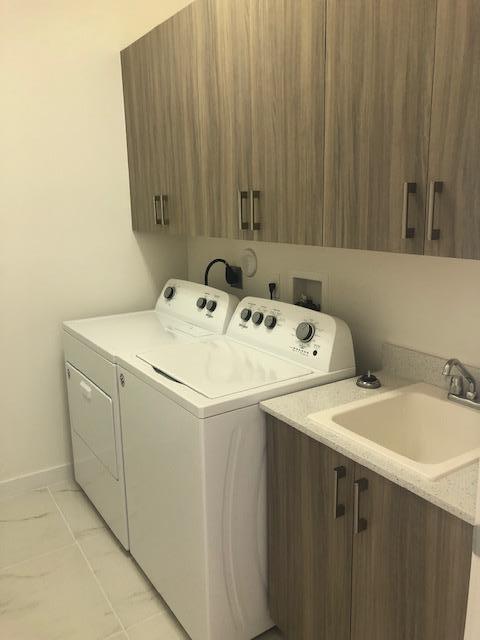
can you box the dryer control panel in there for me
[155,279,239,335]
[227,297,355,373]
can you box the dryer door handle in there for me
[80,380,92,401]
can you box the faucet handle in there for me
[466,387,477,402]
[449,375,464,396]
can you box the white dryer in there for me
[117,298,356,639]
[62,279,238,548]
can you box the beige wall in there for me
[187,236,480,372]
[0,0,192,483]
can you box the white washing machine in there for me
[117,298,356,639]
[62,279,238,549]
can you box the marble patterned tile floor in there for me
[0,480,283,640]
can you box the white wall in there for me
[0,0,192,484]
[187,236,480,372]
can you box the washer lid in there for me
[63,311,213,361]
[137,336,313,399]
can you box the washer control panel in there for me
[156,280,239,334]
[228,297,355,373]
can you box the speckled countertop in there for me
[260,344,480,525]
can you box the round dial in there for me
[264,315,277,329]
[206,300,217,312]
[240,308,252,322]
[164,286,175,300]
[252,311,264,325]
[296,322,315,342]
[196,297,207,309]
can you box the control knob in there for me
[252,311,264,325]
[240,308,252,322]
[196,297,207,309]
[206,300,217,312]
[264,315,277,329]
[164,286,175,300]
[296,322,315,342]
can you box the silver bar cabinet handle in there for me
[402,182,417,239]
[160,194,168,227]
[353,478,368,535]
[333,466,346,519]
[238,191,248,230]
[153,195,162,226]
[427,181,443,241]
[250,190,261,231]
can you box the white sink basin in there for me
[308,383,480,480]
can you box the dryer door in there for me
[66,363,118,479]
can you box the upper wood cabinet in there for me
[267,416,473,640]
[121,31,160,232]
[121,0,480,260]
[249,0,325,245]
[425,0,480,259]
[122,8,199,235]
[187,0,252,239]
[323,0,437,254]
[122,0,325,242]
[189,0,325,243]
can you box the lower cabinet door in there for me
[266,416,353,640]
[351,464,473,640]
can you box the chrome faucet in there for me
[442,358,480,409]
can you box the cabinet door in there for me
[148,12,193,236]
[188,0,252,239]
[122,10,195,235]
[324,0,436,253]
[121,32,160,232]
[351,464,473,640]
[425,0,480,259]
[249,0,325,245]
[267,417,353,640]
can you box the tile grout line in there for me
[47,487,129,639]
[124,609,169,634]
[103,630,128,640]
[0,541,76,574]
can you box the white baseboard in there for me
[0,463,73,501]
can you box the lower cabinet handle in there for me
[427,181,443,241]
[401,182,417,240]
[333,466,346,519]
[353,478,368,535]
[160,194,169,227]
[250,190,261,231]
[238,190,248,230]
[153,195,162,226]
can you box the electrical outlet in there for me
[227,265,243,289]
[266,274,280,300]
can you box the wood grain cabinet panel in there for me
[351,464,473,640]
[122,7,200,235]
[267,418,473,640]
[425,0,480,259]
[191,0,326,243]
[250,0,325,245]
[267,416,354,640]
[121,31,160,232]
[122,0,326,241]
[324,0,437,253]
[188,0,253,239]
[155,7,202,237]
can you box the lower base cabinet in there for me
[266,416,473,640]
